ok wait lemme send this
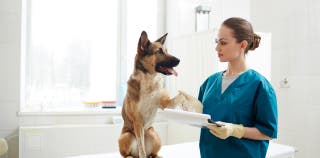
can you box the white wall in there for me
[19,122,168,158]
[0,0,21,157]
[251,0,320,157]
[166,0,250,38]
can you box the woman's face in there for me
[215,25,243,62]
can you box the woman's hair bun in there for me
[249,33,261,51]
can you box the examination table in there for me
[67,141,295,158]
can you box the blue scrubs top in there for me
[198,69,278,158]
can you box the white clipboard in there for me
[162,109,211,128]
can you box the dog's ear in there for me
[138,31,150,54]
[155,33,168,44]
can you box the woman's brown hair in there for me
[222,17,261,53]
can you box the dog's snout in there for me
[175,58,180,64]
[173,57,180,65]
[162,56,180,67]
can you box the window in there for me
[22,0,161,111]
[126,0,159,79]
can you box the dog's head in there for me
[135,31,180,76]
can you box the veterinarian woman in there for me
[198,17,278,158]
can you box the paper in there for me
[162,109,211,128]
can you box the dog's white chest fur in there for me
[136,73,165,128]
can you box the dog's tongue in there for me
[168,68,178,76]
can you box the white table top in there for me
[67,141,295,158]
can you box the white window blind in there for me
[23,0,160,112]
[25,0,118,111]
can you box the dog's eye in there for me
[155,48,164,55]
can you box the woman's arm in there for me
[243,127,272,140]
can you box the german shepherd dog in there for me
[118,31,185,158]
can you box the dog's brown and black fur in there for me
[118,31,185,158]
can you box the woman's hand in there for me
[207,121,245,139]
